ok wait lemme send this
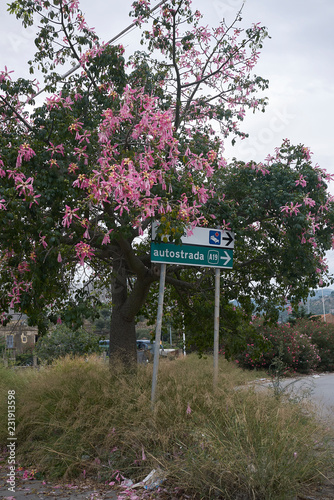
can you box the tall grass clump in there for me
[0,355,332,499]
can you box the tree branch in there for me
[59,0,98,90]
[0,95,34,134]
[171,8,182,130]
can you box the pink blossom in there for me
[75,242,95,266]
[76,130,91,144]
[39,234,48,249]
[0,66,14,82]
[207,150,217,161]
[28,194,41,208]
[18,261,30,273]
[101,229,113,245]
[68,163,79,174]
[302,147,311,160]
[16,143,36,168]
[45,95,62,109]
[280,202,302,216]
[295,174,307,187]
[47,142,65,158]
[303,194,316,207]
[221,220,231,230]
[49,159,59,168]
[68,120,83,132]
[62,206,81,228]
[15,176,35,198]
[73,146,88,163]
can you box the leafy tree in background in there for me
[142,142,334,353]
[34,324,100,364]
[0,0,333,363]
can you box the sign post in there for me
[213,268,220,389]
[150,224,234,405]
[151,263,166,407]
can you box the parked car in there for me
[136,339,164,363]
[99,339,164,361]
[136,339,153,351]
[136,339,164,353]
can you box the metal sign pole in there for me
[180,312,186,356]
[213,268,220,389]
[151,263,167,407]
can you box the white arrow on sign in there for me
[220,251,232,266]
[152,222,234,249]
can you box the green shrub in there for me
[34,324,100,363]
[237,322,321,374]
[15,347,35,366]
[296,319,334,372]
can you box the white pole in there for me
[181,312,186,356]
[213,268,220,389]
[151,263,167,407]
[322,289,326,322]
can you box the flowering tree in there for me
[0,0,333,362]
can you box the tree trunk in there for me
[108,246,158,365]
[109,305,137,365]
[109,254,137,365]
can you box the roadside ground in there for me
[0,462,119,500]
[1,373,333,499]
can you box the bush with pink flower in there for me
[296,319,334,372]
[237,320,323,374]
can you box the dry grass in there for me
[0,354,332,499]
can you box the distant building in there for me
[0,321,38,354]
[310,313,334,324]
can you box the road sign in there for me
[152,222,234,249]
[151,242,233,269]
[150,222,234,405]
[181,227,234,248]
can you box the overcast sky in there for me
[1,0,334,277]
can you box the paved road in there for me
[257,373,334,426]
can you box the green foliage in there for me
[34,324,100,363]
[14,347,35,367]
[208,148,334,315]
[142,271,268,358]
[90,306,111,336]
[296,319,334,372]
[289,306,312,325]
[1,0,334,362]
[237,318,334,373]
[0,356,332,498]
